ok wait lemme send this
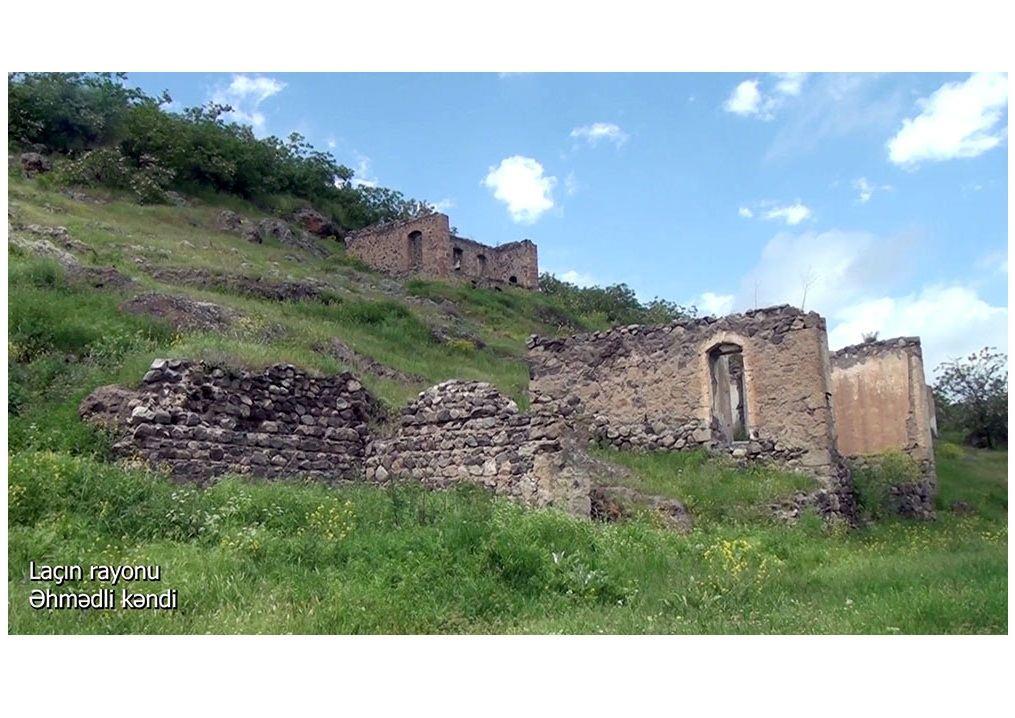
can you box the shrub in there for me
[850,452,921,520]
[54,147,173,203]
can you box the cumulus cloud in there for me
[738,206,754,218]
[695,292,735,316]
[432,198,455,213]
[570,122,629,148]
[762,202,812,225]
[211,75,286,134]
[723,73,809,119]
[887,72,1008,167]
[482,156,557,224]
[558,269,598,287]
[724,80,765,117]
[828,287,1007,374]
[731,228,1006,372]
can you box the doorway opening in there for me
[408,231,423,271]
[708,342,749,443]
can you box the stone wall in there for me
[830,337,937,515]
[82,360,379,485]
[346,212,538,289]
[527,305,845,486]
[365,380,591,516]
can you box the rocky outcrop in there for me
[292,207,337,238]
[213,210,328,257]
[366,380,592,517]
[143,265,331,303]
[20,152,51,176]
[120,293,236,332]
[81,359,381,485]
[9,224,134,290]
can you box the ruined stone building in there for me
[527,305,938,516]
[345,212,539,289]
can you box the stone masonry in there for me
[830,337,937,516]
[528,306,845,487]
[365,380,591,516]
[345,212,539,289]
[82,360,379,485]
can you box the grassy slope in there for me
[6,175,1009,634]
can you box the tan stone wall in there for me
[345,213,452,278]
[830,338,935,465]
[347,213,538,289]
[527,306,844,484]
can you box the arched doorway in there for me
[708,342,749,443]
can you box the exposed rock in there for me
[120,293,237,332]
[248,218,328,257]
[20,152,51,176]
[292,207,337,238]
[79,385,140,429]
[9,228,134,290]
[590,485,693,533]
[143,265,331,303]
[214,210,246,233]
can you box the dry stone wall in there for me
[527,305,845,488]
[365,381,591,516]
[83,360,379,485]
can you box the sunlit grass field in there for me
[7,175,1008,634]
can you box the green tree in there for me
[934,347,1008,449]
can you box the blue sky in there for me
[129,72,1008,373]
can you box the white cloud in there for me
[828,286,1007,374]
[482,156,557,224]
[432,198,455,213]
[570,122,629,148]
[763,202,812,225]
[695,292,735,316]
[211,75,286,134]
[558,269,598,287]
[738,206,754,218]
[724,73,809,120]
[887,72,1008,167]
[729,228,1006,373]
[350,155,378,188]
[853,177,893,204]
[724,80,765,117]
[774,72,808,96]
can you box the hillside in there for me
[6,172,1008,634]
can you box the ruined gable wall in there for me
[365,380,591,517]
[527,306,842,484]
[345,213,452,277]
[492,240,539,289]
[830,338,935,464]
[91,360,378,485]
[450,237,539,289]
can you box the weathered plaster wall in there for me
[830,338,935,464]
[365,380,591,516]
[527,305,844,485]
[830,338,937,517]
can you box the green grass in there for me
[6,173,1009,634]
[7,446,1007,634]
